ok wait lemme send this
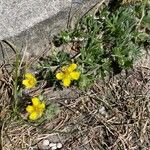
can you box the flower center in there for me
[28,78,35,85]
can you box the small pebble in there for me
[99,106,106,115]
[57,143,62,148]
[76,111,80,114]
[42,140,49,146]
[51,145,57,150]
[49,143,57,147]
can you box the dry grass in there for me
[0,1,150,149]
[0,50,149,150]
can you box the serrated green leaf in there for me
[142,15,150,29]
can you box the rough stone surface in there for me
[0,0,103,61]
[0,0,72,40]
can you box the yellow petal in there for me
[29,112,39,120]
[38,102,45,110]
[62,77,71,87]
[26,105,34,113]
[68,63,77,72]
[56,72,64,80]
[22,80,30,87]
[70,71,80,80]
[32,97,40,106]
[25,73,35,79]
[22,78,36,88]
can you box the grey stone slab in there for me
[0,0,105,61]
[0,0,72,40]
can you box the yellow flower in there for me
[22,73,37,89]
[56,63,80,87]
[26,97,45,121]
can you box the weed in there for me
[54,2,149,88]
[1,1,150,149]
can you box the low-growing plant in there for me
[7,1,149,123]
[53,2,149,88]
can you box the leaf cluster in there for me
[52,2,149,88]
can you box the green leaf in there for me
[136,32,149,42]
[60,31,71,43]
[142,15,150,29]
[78,75,93,89]
[45,104,60,120]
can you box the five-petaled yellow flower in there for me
[22,73,37,89]
[26,97,45,121]
[56,63,80,87]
